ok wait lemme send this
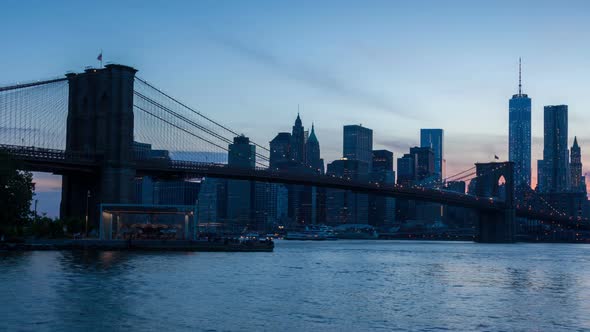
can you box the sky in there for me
[2,0,590,216]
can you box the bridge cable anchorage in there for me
[134,77,271,154]
[133,91,270,165]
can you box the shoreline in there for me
[0,239,274,252]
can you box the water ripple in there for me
[2,241,590,331]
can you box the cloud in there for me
[375,137,417,153]
[33,172,62,192]
[208,34,415,119]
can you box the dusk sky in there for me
[2,0,590,215]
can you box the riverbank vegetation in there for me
[0,151,89,240]
[0,151,34,239]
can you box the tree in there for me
[0,150,35,237]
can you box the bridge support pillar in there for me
[476,208,516,243]
[474,162,516,243]
[60,65,137,232]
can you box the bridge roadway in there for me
[2,144,504,211]
[3,144,587,225]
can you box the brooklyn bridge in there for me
[0,64,586,243]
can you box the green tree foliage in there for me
[26,216,86,239]
[0,150,35,236]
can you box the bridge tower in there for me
[60,65,137,229]
[474,162,516,243]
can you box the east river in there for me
[2,240,590,331]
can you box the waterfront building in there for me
[409,146,436,183]
[397,153,415,186]
[270,115,325,226]
[420,129,444,180]
[253,182,289,231]
[372,149,394,174]
[326,159,369,225]
[227,135,256,232]
[132,141,171,161]
[305,124,324,174]
[570,137,586,193]
[369,150,396,230]
[509,59,532,187]
[269,132,292,170]
[290,113,305,164]
[537,192,589,219]
[395,147,438,224]
[198,178,219,226]
[343,125,373,171]
[134,176,155,204]
[537,105,569,193]
[155,180,200,206]
[442,181,477,230]
[228,135,256,169]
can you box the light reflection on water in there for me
[2,241,590,331]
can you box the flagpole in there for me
[100,49,103,68]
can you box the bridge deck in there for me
[3,144,588,225]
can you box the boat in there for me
[333,224,379,239]
[284,225,337,241]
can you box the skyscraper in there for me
[273,115,324,226]
[227,135,256,232]
[325,159,369,225]
[570,137,585,193]
[343,125,373,170]
[269,132,292,170]
[396,153,415,186]
[228,135,256,168]
[372,150,394,174]
[268,132,292,227]
[509,58,532,187]
[305,124,324,174]
[420,129,444,180]
[409,146,436,182]
[370,150,396,229]
[290,113,305,164]
[537,105,569,193]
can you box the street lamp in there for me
[85,190,91,237]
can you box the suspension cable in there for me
[134,91,270,162]
[135,76,271,153]
[0,77,67,93]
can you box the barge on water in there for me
[1,238,274,252]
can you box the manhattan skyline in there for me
[2,0,590,215]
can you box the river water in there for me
[2,240,590,331]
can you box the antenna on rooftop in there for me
[518,57,522,95]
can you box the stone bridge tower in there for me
[60,64,137,229]
[474,161,516,243]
